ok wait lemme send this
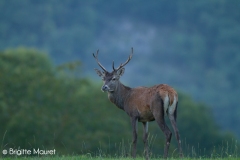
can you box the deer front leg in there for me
[142,122,149,160]
[131,117,138,158]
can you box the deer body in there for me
[93,48,183,159]
[108,83,177,122]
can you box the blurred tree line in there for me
[0,0,240,138]
[0,49,238,157]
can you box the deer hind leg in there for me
[142,122,149,160]
[168,102,183,157]
[151,96,172,158]
[131,117,138,158]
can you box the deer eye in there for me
[112,77,116,81]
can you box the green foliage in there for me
[1,0,240,138]
[0,0,240,136]
[177,93,237,157]
[0,48,131,155]
[0,48,238,158]
[0,0,97,63]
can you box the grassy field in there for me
[1,148,239,160]
[1,155,239,160]
[1,140,238,160]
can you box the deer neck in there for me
[108,81,131,110]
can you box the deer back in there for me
[124,84,178,116]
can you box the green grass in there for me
[1,155,239,160]
[1,147,239,160]
[1,137,238,160]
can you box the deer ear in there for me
[116,68,125,77]
[94,68,105,78]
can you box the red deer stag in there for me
[93,48,183,159]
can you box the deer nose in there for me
[101,85,109,92]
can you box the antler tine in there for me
[93,50,107,72]
[112,61,115,71]
[114,47,133,71]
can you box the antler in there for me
[93,50,107,72]
[112,47,133,71]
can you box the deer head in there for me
[93,48,133,92]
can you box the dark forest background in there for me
[0,0,240,157]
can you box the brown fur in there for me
[107,83,177,122]
[93,49,183,159]
[103,81,183,159]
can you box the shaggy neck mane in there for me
[108,81,131,110]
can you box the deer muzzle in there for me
[101,85,110,92]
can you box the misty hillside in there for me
[0,0,240,138]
